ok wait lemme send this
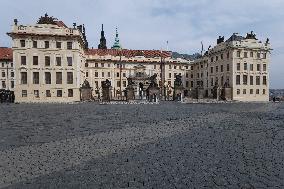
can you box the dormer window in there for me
[20,40,25,47]
[45,41,49,49]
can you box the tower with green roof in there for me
[111,28,122,49]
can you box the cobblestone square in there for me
[0,102,284,188]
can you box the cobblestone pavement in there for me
[0,102,284,189]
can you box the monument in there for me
[101,79,112,102]
[80,80,93,101]
[147,74,160,102]
[173,74,184,101]
[125,78,135,101]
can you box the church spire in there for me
[98,24,107,49]
[111,27,122,49]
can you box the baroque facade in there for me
[7,14,88,103]
[0,47,14,91]
[188,33,271,102]
[5,15,272,103]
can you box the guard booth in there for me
[0,89,15,103]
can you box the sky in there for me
[0,0,283,88]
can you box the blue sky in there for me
[0,0,283,88]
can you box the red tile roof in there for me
[0,47,12,60]
[86,49,172,58]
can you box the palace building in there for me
[5,15,272,103]
[7,14,88,103]
[0,47,14,91]
[188,32,272,101]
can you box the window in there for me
[250,89,253,94]
[95,63,98,67]
[211,78,214,86]
[191,74,193,78]
[257,53,260,58]
[117,81,121,87]
[2,81,6,88]
[169,65,172,69]
[256,76,260,85]
[67,72,73,84]
[243,75,248,85]
[237,63,240,71]
[45,41,49,49]
[215,66,218,73]
[33,41,37,48]
[33,72,39,84]
[101,63,104,67]
[227,52,230,59]
[237,89,240,95]
[263,53,267,59]
[186,73,189,78]
[20,40,25,47]
[68,89,73,97]
[250,52,253,57]
[221,65,223,72]
[95,81,99,88]
[1,63,3,67]
[186,81,189,87]
[108,72,111,77]
[56,72,62,84]
[257,64,260,71]
[21,72,27,84]
[11,81,14,88]
[250,76,254,85]
[22,90,27,97]
[85,63,88,67]
[216,56,218,61]
[57,90,62,97]
[154,65,156,69]
[211,57,214,62]
[33,56,38,65]
[95,72,98,77]
[56,42,61,49]
[45,72,51,84]
[56,57,62,66]
[263,89,266,95]
[221,54,223,59]
[21,56,26,65]
[46,90,51,97]
[86,72,89,77]
[117,72,119,77]
[244,63,247,70]
[211,67,213,73]
[244,52,248,58]
[191,81,194,88]
[237,51,241,57]
[243,89,246,95]
[250,64,253,71]
[227,64,230,71]
[256,89,260,94]
[263,64,267,72]
[67,42,73,50]
[2,72,5,77]
[236,75,240,85]
[67,57,73,66]
[34,90,39,98]
[45,56,50,66]
[123,81,127,87]
[101,72,105,77]
[169,73,172,78]
[221,76,224,86]
[11,63,13,67]
[263,76,267,85]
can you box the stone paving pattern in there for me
[0,102,284,188]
